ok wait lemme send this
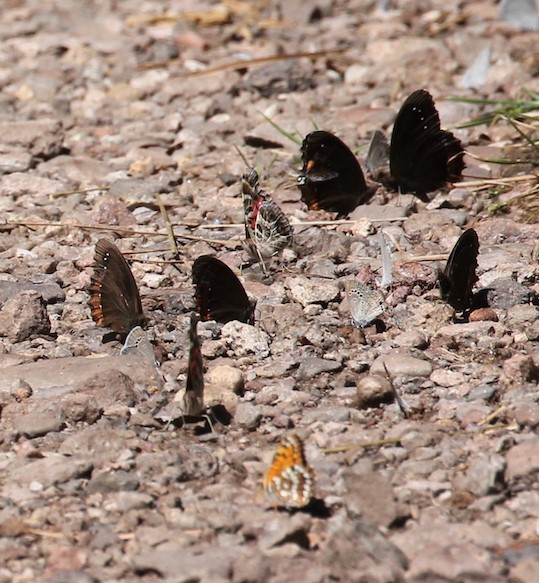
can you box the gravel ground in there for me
[1,1,539,582]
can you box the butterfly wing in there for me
[192,256,255,324]
[242,167,292,262]
[298,130,370,217]
[345,280,385,328]
[253,199,293,259]
[88,239,146,334]
[183,312,205,416]
[366,129,390,173]
[438,228,479,311]
[390,90,465,199]
[120,326,157,367]
[264,434,316,509]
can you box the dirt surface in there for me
[1,1,539,582]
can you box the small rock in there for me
[371,353,432,377]
[206,365,244,395]
[302,406,351,424]
[234,402,262,430]
[0,280,65,305]
[468,384,497,401]
[514,404,539,428]
[459,454,506,496]
[0,291,51,341]
[355,374,394,409]
[486,278,534,309]
[501,354,539,386]
[10,456,92,488]
[505,438,539,481]
[287,277,340,307]
[469,307,499,322]
[61,393,103,424]
[0,119,64,158]
[221,321,270,357]
[393,330,429,349]
[87,470,139,494]
[259,514,313,550]
[430,369,465,387]
[75,369,137,409]
[342,471,398,526]
[132,546,234,581]
[12,410,65,438]
[298,358,342,379]
[10,379,33,401]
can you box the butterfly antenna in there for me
[382,362,410,418]
[234,145,250,167]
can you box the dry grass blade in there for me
[139,47,347,73]
[156,192,179,256]
[321,437,401,454]
[3,220,242,247]
[49,186,110,200]
[455,174,538,188]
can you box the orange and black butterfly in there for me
[242,167,292,274]
[88,239,146,334]
[438,228,479,312]
[264,433,316,509]
[389,89,465,201]
[297,130,373,218]
[192,256,255,325]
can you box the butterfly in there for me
[365,129,390,175]
[264,433,316,509]
[120,326,158,368]
[180,312,205,417]
[297,130,373,218]
[88,238,147,334]
[242,167,293,274]
[389,89,465,201]
[192,255,255,325]
[345,280,385,328]
[438,228,479,312]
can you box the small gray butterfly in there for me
[366,129,389,173]
[120,326,158,368]
[345,280,385,328]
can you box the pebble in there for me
[10,456,92,488]
[505,438,539,481]
[371,353,433,377]
[12,410,65,438]
[297,357,341,379]
[342,470,398,526]
[286,277,340,307]
[0,291,51,341]
[355,374,394,409]
[234,402,262,430]
[220,322,270,357]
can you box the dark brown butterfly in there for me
[192,256,255,324]
[438,228,479,311]
[297,130,373,218]
[390,89,465,201]
[88,238,147,334]
[181,312,205,416]
[242,167,293,274]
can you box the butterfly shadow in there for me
[169,404,232,435]
[269,497,332,519]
